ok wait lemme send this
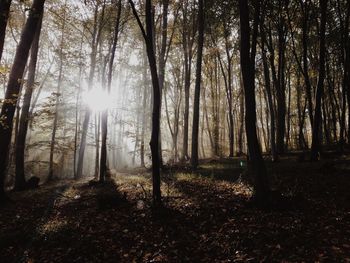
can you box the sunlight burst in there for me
[83,87,113,112]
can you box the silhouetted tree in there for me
[311,0,328,160]
[191,0,205,168]
[129,0,162,206]
[100,0,122,182]
[15,12,43,191]
[0,0,46,201]
[238,0,270,202]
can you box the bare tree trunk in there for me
[95,114,100,179]
[217,51,234,157]
[261,24,277,161]
[276,3,287,155]
[100,0,122,182]
[286,71,292,149]
[239,0,270,202]
[238,86,244,155]
[140,44,148,167]
[301,1,314,127]
[181,0,194,160]
[157,0,170,167]
[0,0,45,201]
[296,74,307,149]
[48,2,66,181]
[191,0,204,169]
[311,0,327,160]
[259,87,268,152]
[14,13,43,190]
[204,80,213,152]
[73,27,85,179]
[129,0,162,206]
[77,1,105,179]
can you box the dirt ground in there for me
[1,157,350,262]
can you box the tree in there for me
[129,0,162,206]
[260,8,277,161]
[14,12,43,190]
[181,0,196,160]
[191,0,205,169]
[0,0,46,201]
[311,0,328,160]
[238,0,270,202]
[76,0,106,179]
[99,0,122,182]
[48,1,67,182]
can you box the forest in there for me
[0,0,350,262]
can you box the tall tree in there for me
[0,0,45,201]
[129,0,162,206]
[181,0,195,160]
[76,0,106,178]
[260,10,277,161]
[311,0,328,160]
[14,12,43,190]
[48,1,67,181]
[191,0,205,168]
[275,0,287,154]
[238,0,270,202]
[301,0,314,128]
[140,42,149,167]
[100,0,122,182]
[157,0,169,167]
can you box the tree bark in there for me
[48,2,66,182]
[77,1,106,179]
[191,0,204,169]
[0,0,45,201]
[261,23,277,161]
[100,0,122,182]
[181,0,195,160]
[14,12,43,190]
[239,0,270,202]
[140,43,148,167]
[301,1,314,127]
[129,0,162,206]
[311,0,328,160]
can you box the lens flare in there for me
[83,88,113,112]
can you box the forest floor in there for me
[1,156,350,262]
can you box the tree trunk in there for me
[0,0,45,201]
[48,2,66,182]
[14,12,43,191]
[311,0,327,160]
[157,0,169,167]
[73,27,85,179]
[261,25,277,161]
[238,83,244,155]
[301,1,314,127]
[100,0,122,182]
[191,0,204,169]
[77,1,105,179]
[239,0,270,202]
[129,0,162,206]
[95,114,100,179]
[140,44,148,167]
[181,0,194,160]
[275,5,286,155]
[344,2,350,144]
